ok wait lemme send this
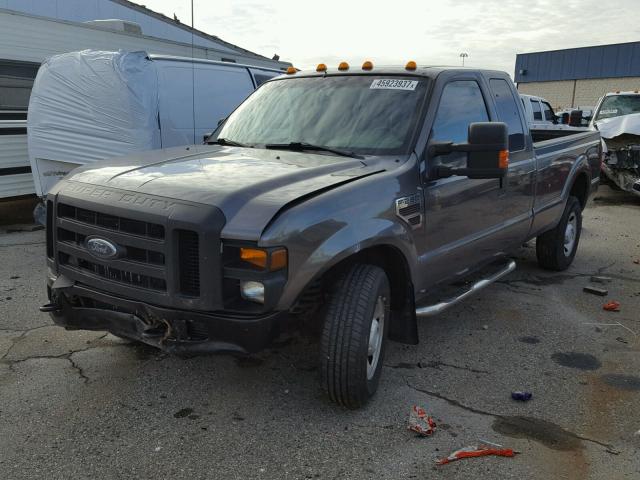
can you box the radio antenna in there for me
[191,0,196,144]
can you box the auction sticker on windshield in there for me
[370,79,419,90]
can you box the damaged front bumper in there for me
[45,277,285,355]
[601,161,640,196]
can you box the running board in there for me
[415,259,516,317]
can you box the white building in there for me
[0,0,289,199]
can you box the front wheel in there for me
[536,195,582,271]
[320,264,390,408]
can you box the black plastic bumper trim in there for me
[48,283,285,355]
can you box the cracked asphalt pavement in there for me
[1,185,639,479]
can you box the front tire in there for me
[536,195,582,271]
[320,264,390,408]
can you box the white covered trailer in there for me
[28,50,281,197]
[0,120,32,198]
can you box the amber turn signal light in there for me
[270,248,287,271]
[240,247,268,269]
[499,150,509,169]
[240,247,287,271]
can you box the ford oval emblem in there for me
[85,237,120,260]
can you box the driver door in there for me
[418,77,508,287]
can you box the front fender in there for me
[273,217,417,309]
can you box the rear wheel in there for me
[536,196,582,271]
[320,264,390,408]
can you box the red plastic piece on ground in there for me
[603,301,621,312]
[408,405,436,436]
[436,445,517,465]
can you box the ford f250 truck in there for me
[41,63,601,407]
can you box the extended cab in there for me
[42,65,601,407]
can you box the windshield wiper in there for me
[207,137,249,147]
[265,142,363,159]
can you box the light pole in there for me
[460,52,468,67]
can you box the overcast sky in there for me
[144,0,639,75]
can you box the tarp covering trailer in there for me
[27,50,281,197]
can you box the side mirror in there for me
[428,122,509,180]
[569,110,583,127]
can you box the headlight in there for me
[240,281,265,304]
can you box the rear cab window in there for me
[489,79,525,152]
[530,99,543,120]
[542,102,554,121]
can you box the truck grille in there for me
[177,230,200,296]
[54,203,199,297]
[59,252,167,291]
[57,203,165,239]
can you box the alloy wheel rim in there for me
[367,296,386,380]
[564,212,577,256]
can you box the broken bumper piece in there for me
[45,282,284,355]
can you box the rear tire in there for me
[320,264,390,408]
[536,196,582,271]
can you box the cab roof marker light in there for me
[338,61,349,71]
[405,60,417,71]
[316,63,327,72]
[362,60,373,70]
[286,66,297,74]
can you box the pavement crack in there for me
[404,379,616,451]
[0,241,46,248]
[67,354,89,383]
[1,333,108,384]
[405,379,498,417]
[386,361,489,375]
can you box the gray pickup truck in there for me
[42,64,601,407]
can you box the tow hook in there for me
[39,302,62,313]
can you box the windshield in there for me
[595,95,640,121]
[215,75,429,156]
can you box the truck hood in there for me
[596,113,640,139]
[66,144,382,239]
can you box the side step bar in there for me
[415,259,516,317]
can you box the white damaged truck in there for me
[591,91,640,196]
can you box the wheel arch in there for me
[569,170,590,210]
[312,243,419,345]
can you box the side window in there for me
[489,79,525,151]
[530,99,543,120]
[431,80,489,164]
[542,102,554,121]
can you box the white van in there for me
[27,50,282,196]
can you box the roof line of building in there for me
[0,7,289,67]
[111,0,274,61]
[517,39,640,57]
